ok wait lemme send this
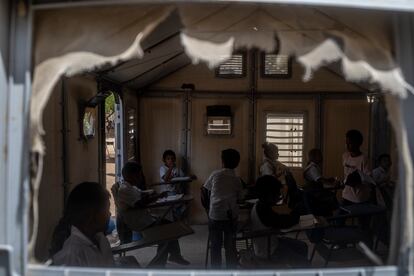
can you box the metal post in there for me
[0,0,33,273]
[248,49,258,184]
[181,89,192,174]
[60,78,70,203]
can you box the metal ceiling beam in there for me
[122,51,184,85]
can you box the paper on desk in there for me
[156,194,184,203]
[171,176,192,182]
[280,214,318,232]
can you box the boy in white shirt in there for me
[160,150,184,183]
[51,182,116,267]
[204,149,243,268]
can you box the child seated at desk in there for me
[372,154,395,208]
[204,148,243,269]
[303,149,338,215]
[160,150,184,183]
[117,161,190,267]
[251,175,308,265]
[50,182,137,267]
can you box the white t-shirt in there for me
[250,204,278,259]
[53,226,114,267]
[342,153,372,203]
[342,152,370,180]
[372,166,390,185]
[159,165,184,183]
[117,181,155,231]
[303,162,322,187]
[259,158,288,184]
[203,168,243,221]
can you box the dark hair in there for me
[255,175,282,201]
[163,150,176,160]
[122,161,142,179]
[346,129,363,146]
[308,148,322,161]
[378,154,391,163]
[49,182,109,257]
[221,149,240,169]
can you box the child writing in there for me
[204,149,243,268]
[250,175,308,265]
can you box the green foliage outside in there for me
[105,93,115,116]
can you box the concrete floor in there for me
[119,225,384,270]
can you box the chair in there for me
[110,182,133,244]
[310,226,369,267]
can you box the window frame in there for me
[215,52,247,79]
[260,52,293,79]
[264,111,307,169]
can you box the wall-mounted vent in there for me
[206,105,232,135]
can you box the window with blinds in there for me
[265,113,305,168]
[216,54,246,78]
[261,54,292,78]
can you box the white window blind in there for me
[216,54,245,77]
[265,113,305,168]
[263,54,290,77]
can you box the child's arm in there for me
[160,166,174,182]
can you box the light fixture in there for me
[366,93,379,104]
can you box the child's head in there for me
[308,148,323,165]
[256,175,282,205]
[221,148,240,169]
[122,161,144,187]
[262,142,279,160]
[163,150,176,167]
[66,182,110,234]
[378,154,392,170]
[346,129,363,153]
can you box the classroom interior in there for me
[32,4,398,269]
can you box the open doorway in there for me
[104,92,117,215]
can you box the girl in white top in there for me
[342,130,371,203]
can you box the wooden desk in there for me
[147,195,193,221]
[340,203,386,217]
[112,222,194,255]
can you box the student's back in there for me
[205,168,242,220]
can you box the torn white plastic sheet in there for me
[30,2,414,264]
[29,4,174,261]
[178,3,414,97]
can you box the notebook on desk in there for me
[156,194,184,203]
[280,214,318,233]
[171,176,192,182]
